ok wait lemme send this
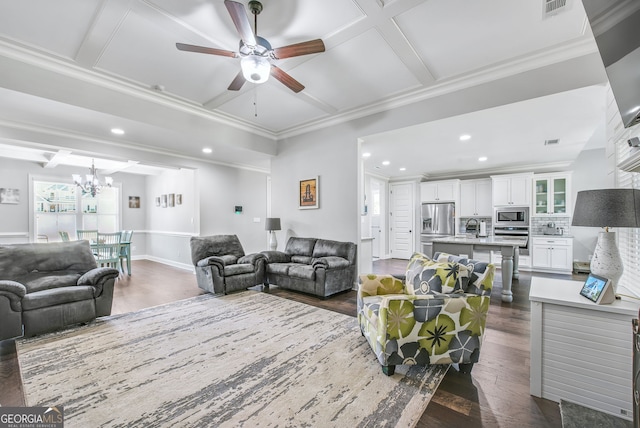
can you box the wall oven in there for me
[494,226,530,256]
[494,206,529,227]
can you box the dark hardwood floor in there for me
[0,258,578,427]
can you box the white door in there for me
[390,182,414,259]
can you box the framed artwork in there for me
[0,188,19,204]
[299,177,319,209]
[176,194,182,205]
[161,194,168,208]
[155,197,161,207]
[128,196,140,209]
[168,193,175,207]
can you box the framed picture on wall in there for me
[155,197,161,207]
[176,194,182,205]
[168,193,175,207]
[161,194,167,208]
[299,177,319,209]
[128,196,140,208]
[0,188,19,204]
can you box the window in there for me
[33,179,120,241]
[616,140,640,295]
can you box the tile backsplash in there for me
[531,216,571,235]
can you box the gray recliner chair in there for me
[190,234,266,295]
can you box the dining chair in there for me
[77,229,98,243]
[119,230,134,276]
[94,232,122,270]
[59,231,70,242]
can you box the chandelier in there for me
[72,159,113,197]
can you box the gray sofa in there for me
[0,240,120,340]
[190,234,266,295]
[261,237,357,298]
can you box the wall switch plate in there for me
[253,217,260,223]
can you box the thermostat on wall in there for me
[234,206,243,214]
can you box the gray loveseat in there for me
[0,240,120,340]
[261,237,357,298]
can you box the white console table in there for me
[529,277,639,420]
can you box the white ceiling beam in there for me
[101,160,139,175]
[43,149,72,168]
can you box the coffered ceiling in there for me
[0,0,609,177]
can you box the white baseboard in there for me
[134,255,194,272]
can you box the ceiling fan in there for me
[176,0,325,93]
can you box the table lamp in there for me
[265,217,281,251]
[571,189,640,292]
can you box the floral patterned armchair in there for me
[357,252,494,376]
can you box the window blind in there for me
[616,141,640,295]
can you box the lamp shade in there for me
[265,217,281,231]
[572,189,640,228]
[241,55,270,83]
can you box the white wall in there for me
[570,148,613,262]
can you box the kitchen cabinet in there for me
[533,173,571,216]
[460,179,492,217]
[420,180,459,202]
[491,173,532,206]
[531,236,573,273]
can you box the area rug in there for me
[17,291,449,427]
[560,399,633,428]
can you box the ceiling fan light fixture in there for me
[241,55,270,84]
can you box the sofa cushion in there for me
[405,253,469,295]
[22,286,95,311]
[291,255,313,264]
[0,241,97,282]
[267,263,291,275]
[312,239,355,260]
[224,263,255,276]
[20,272,82,293]
[285,237,316,257]
[287,264,316,280]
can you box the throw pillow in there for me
[406,253,469,295]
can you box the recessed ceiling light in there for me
[362,152,371,158]
[459,134,471,141]
[478,156,488,162]
[202,148,213,154]
[382,160,390,166]
[399,167,406,171]
[111,128,125,135]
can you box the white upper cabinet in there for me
[533,173,572,216]
[420,180,460,202]
[491,173,532,206]
[460,179,492,217]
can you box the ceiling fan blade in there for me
[224,0,257,47]
[272,39,325,60]
[228,71,246,91]
[176,43,237,58]
[270,65,304,93]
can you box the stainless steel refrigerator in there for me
[420,202,455,257]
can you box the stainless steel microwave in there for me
[494,207,529,227]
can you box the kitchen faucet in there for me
[465,218,479,238]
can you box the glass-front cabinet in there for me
[34,180,119,241]
[533,173,571,216]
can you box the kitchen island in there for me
[432,235,527,302]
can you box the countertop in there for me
[530,234,573,238]
[431,235,527,247]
